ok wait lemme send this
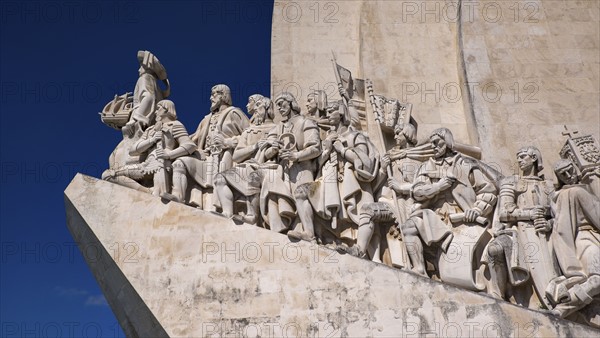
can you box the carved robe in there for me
[307,128,379,238]
[130,73,164,128]
[490,175,558,308]
[551,184,600,278]
[176,106,249,188]
[218,121,275,196]
[259,115,320,232]
[410,153,497,290]
[548,184,600,325]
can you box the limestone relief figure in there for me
[355,122,420,265]
[299,101,380,252]
[106,100,195,195]
[168,84,249,209]
[100,50,171,190]
[486,146,557,309]
[260,92,321,239]
[404,128,497,289]
[214,94,276,224]
[547,159,600,327]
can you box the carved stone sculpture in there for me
[103,100,194,195]
[101,51,171,188]
[297,102,379,250]
[123,50,170,137]
[404,128,497,289]
[169,84,249,208]
[355,123,419,264]
[547,159,600,328]
[92,50,600,330]
[560,127,600,199]
[214,94,276,223]
[259,92,321,239]
[486,146,557,309]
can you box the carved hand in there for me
[381,154,391,170]
[279,150,298,163]
[156,148,171,160]
[529,206,546,221]
[152,130,163,143]
[338,86,349,100]
[211,134,224,148]
[257,139,268,150]
[464,208,482,223]
[387,178,402,193]
[155,147,166,160]
[437,176,456,192]
[534,218,551,233]
[390,149,407,161]
[333,140,344,153]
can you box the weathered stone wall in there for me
[271,0,600,173]
[65,174,599,337]
[461,0,600,172]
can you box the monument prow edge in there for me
[65,174,599,337]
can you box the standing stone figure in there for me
[547,159,600,327]
[355,123,421,265]
[259,92,321,239]
[487,146,557,309]
[297,102,379,248]
[103,100,195,196]
[122,50,170,136]
[101,51,170,188]
[169,85,249,208]
[404,128,497,288]
[213,94,276,224]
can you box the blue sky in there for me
[0,1,273,336]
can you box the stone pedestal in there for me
[65,174,599,337]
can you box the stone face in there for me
[65,174,599,337]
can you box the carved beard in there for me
[254,111,265,125]
[210,99,222,112]
[434,145,446,158]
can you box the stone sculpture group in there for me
[100,51,600,328]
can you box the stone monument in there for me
[66,1,600,336]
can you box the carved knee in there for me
[248,171,262,188]
[401,218,419,237]
[359,202,394,224]
[359,203,377,222]
[586,275,600,294]
[294,184,310,200]
[487,240,505,260]
[214,174,227,187]
[172,160,186,174]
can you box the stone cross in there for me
[562,125,580,139]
